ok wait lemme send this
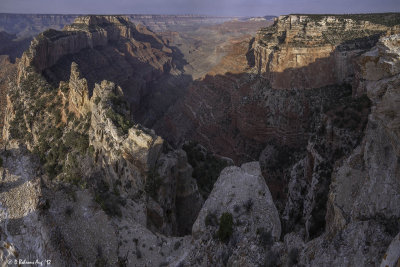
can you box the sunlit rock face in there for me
[252,14,390,89]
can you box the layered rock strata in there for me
[252,14,394,89]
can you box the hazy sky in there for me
[0,0,399,16]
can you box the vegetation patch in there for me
[144,169,162,199]
[9,70,94,185]
[95,180,126,217]
[328,93,371,132]
[256,227,273,248]
[64,131,89,154]
[183,141,228,198]
[9,109,28,140]
[105,108,133,135]
[205,212,218,227]
[217,212,233,242]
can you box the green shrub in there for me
[67,111,76,122]
[243,198,254,212]
[183,141,228,198]
[145,169,162,199]
[173,241,181,250]
[95,192,124,217]
[64,131,89,153]
[105,108,133,135]
[65,206,73,217]
[54,109,62,124]
[217,212,233,242]
[9,109,27,140]
[256,228,273,248]
[205,212,218,227]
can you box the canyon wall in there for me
[16,15,189,127]
[0,13,399,266]
[20,15,171,75]
[252,14,395,89]
[155,14,399,162]
[290,32,400,267]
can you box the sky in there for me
[0,0,399,17]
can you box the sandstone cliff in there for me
[252,14,396,89]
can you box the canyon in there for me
[0,12,399,267]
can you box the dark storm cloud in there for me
[0,0,399,16]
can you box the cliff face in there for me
[327,33,400,237]
[16,15,187,126]
[152,17,400,265]
[252,14,392,89]
[20,15,172,76]
[155,15,391,162]
[0,56,16,142]
[294,33,400,267]
[89,79,164,191]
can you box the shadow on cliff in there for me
[40,38,194,128]
[152,33,381,241]
[0,31,33,63]
[154,33,382,162]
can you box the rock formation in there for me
[0,13,399,267]
[174,162,282,266]
[252,14,392,89]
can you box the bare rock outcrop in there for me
[68,62,90,117]
[89,80,163,194]
[0,142,66,266]
[193,162,281,240]
[177,162,281,266]
[15,15,182,126]
[20,16,140,73]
